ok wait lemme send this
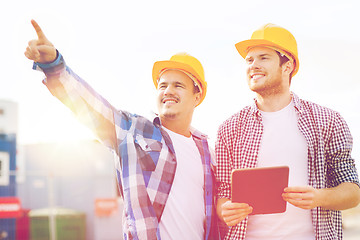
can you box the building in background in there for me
[0,100,19,239]
[0,99,124,240]
[18,140,123,240]
[0,100,18,135]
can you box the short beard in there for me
[161,112,177,120]
[252,83,283,97]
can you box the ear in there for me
[194,92,201,107]
[283,60,295,75]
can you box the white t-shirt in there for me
[159,127,205,240]
[246,101,315,240]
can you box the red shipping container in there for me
[16,209,30,240]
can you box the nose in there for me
[163,84,174,95]
[248,59,260,71]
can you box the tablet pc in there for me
[231,166,289,215]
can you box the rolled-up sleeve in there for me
[326,112,360,188]
[215,125,233,200]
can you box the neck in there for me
[256,90,292,112]
[161,118,192,137]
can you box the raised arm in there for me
[24,20,126,152]
[24,20,57,64]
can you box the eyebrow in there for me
[158,81,187,87]
[247,53,272,58]
[175,81,186,86]
[259,53,272,57]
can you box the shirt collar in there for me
[291,92,305,114]
[152,114,208,140]
[250,92,304,116]
[190,127,208,140]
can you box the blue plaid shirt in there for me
[34,52,219,240]
[216,93,360,240]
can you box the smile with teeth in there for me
[163,98,179,104]
[251,73,265,80]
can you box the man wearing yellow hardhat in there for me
[215,23,360,239]
[25,20,219,240]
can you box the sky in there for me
[1,0,360,166]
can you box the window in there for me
[0,152,10,186]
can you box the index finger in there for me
[284,186,311,193]
[225,201,250,209]
[31,19,46,40]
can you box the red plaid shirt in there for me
[216,93,359,240]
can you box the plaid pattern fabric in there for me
[215,93,359,240]
[34,53,218,240]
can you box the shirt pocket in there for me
[134,134,163,171]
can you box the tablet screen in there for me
[231,166,289,215]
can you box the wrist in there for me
[35,50,60,68]
[33,50,64,73]
[315,188,326,208]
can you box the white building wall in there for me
[0,99,18,135]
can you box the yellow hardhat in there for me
[235,23,299,76]
[152,53,207,106]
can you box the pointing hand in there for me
[24,19,57,63]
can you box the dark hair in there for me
[193,83,200,94]
[275,51,294,82]
[276,51,290,66]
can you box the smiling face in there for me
[245,47,291,96]
[156,70,201,128]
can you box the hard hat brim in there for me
[235,39,299,76]
[152,60,207,105]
